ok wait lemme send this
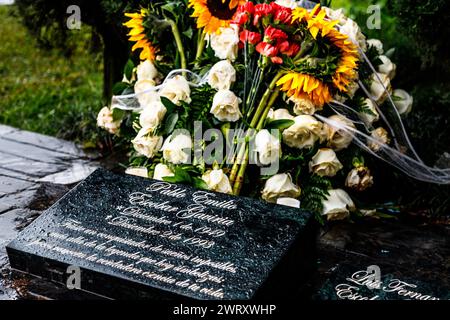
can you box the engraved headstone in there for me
[314,264,450,301]
[7,169,315,300]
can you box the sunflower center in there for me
[206,0,237,20]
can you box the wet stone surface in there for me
[312,220,450,300]
[1,125,450,300]
[0,125,99,300]
[6,169,315,300]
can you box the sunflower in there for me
[278,4,359,106]
[189,0,246,34]
[124,9,157,61]
[277,73,332,107]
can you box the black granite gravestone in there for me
[6,169,315,300]
[314,264,450,301]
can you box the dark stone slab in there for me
[313,263,450,300]
[309,220,450,300]
[6,169,315,300]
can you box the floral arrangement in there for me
[97,0,417,222]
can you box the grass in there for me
[0,5,104,145]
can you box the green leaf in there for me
[112,82,130,95]
[160,96,178,114]
[112,108,125,122]
[265,119,295,131]
[193,177,209,190]
[124,59,135,82]
[163,166,193,184]
[163,112,179,135]
[182,27,193,39]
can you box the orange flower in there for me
[277,73,332,107]
[123,9,157,61]
[189,0,246,34]
[278,4,360,105]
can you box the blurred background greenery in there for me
[0,0,449,216]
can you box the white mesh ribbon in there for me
[111,69,208,112]
[317,43,450,184]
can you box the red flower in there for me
[233,1,255,25]
[254,3,273,16]
[269,2,282,12]
[279,41,300,57]
[256,42,278,57]
[253,3,273,25]
[241,1,255,14]
[271,56,283,64]
[274,7,292,24]
[240,30,261,45]
[233,11,249,25]
[278,40,290,52]
[264,26,288,41]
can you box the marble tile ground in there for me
[0,124,98,299]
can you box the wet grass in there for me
[0,5,104,145]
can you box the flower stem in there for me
[249,71,284,127]
[231,72,285,195]
[195,31,206,68]
[168,19,187,70]
[256,88,281,130]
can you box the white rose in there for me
[139,100,167,130]
[267,108,294,121]
[131,128,163,159]
[370,73,392,105]
[378,55,396,80]
[339,18,367,51]
[202,169,233,194]
[392,89,413,115]
[122,72,136,84]
[283,115,324,149]
[207,60,236,90]
[254,129,281,165]
[208,25,239,61]
[345,166,374,191]
[367,38,384,55]
[159,75,191,105]
[97,106,121,134]
[325,115,356,151]
[322,189,356,221]
[275,0,299,9]
[290,96,321,115]
[333,81,359,103]
[153,163,174,181]
[137,60,158,81]
[125,167,148,178]
[359,98,380,126]
[134,79,158,108]
[368,127,390,152]
[324,7,347,24]
[261,173,301,203]
[210,89,242,122]
[276,197,301,208]
[309,148,343,177]
[162,133,192,164]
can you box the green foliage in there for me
[0,6,104,147]
[163,165,208,190]
[300,175,332,221]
